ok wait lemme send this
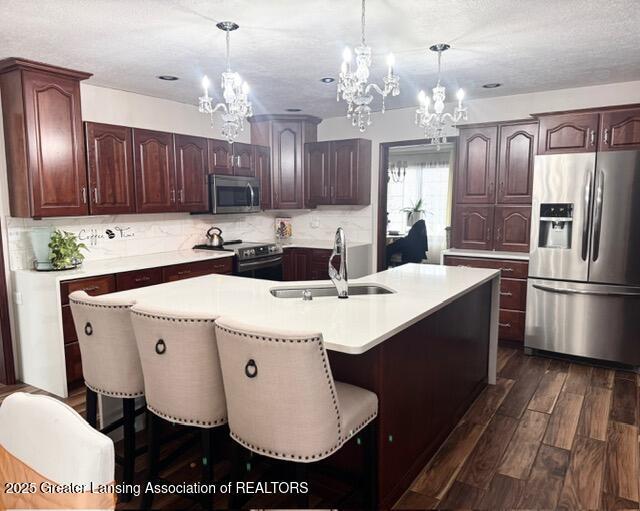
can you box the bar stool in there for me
[130,304,227,510]
[69,291,145,502]
[215,317,379,508]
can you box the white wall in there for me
[318,80,640,269]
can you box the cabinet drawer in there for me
[500,278,527,311]
[116,267,163,291]
[60,274,116,305]
[65,341,83,386]
[62,305,77,344]
[444,256,529,279]
[499,309,525,343]
[162,257,233,282]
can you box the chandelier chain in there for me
[361,0,366,46]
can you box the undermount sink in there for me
[270,284,395,298]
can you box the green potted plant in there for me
[48,230,87,270]
[402,199,426,227]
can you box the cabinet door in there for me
[254,145,271,209]
[537,112,599,155]
[599,108,640,152]
[452,205,495,250]
[456,126,498,204]
[331,139,359,205]
[232,142,255,176]
[272,121,304,209]
[208,139,232,175]
[497,122,537,204]
[174,134,208,212]
[282,248,310,281]
[305,141,331,206]
[23,71,88,217]
[494,206,531,252]
[85,122,135,215]
[133,129,177,213]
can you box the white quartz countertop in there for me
[111,263,499,355]
[441,248,530,261]
[12,250,234,283]
[281,239,371,250]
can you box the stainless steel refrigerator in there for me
[526,149,640,366]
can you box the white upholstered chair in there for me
[69,290,144,501]
[0,392,115,510]
[130,304,227,509]
[215,317,379,508]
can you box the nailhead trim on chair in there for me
[85,381,144,398]
[69,297,132,310]
[131,310,218,323]
[147,404,227,428]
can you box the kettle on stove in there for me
[206,227,224,247]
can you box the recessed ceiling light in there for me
[285,108,302,112]
[320,77,335,83]
[157,75,179,81]
[482,82,502,89]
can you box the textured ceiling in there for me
[1,0,639,118]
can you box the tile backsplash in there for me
[6,206,373,270]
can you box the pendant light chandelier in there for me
[415,44,467,149]
[198,21,253,143]
[337,0,400,132]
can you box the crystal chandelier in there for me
[337,0,400,132]
[198,21,253,143]
[415,44,467,149]
[388,161,407,183]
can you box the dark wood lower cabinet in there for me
[453,205,495,250]
[282,247,339,281]
[494,206,532,252]
[115,267,163,291]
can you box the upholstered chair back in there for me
[215,317,342,462]
[130,305,226,428]
[69,291,143,398]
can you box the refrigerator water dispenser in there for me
[538,203,573,249]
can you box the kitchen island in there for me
[114,263,500,506]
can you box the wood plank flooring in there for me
[4,345,640,510]
[397,347,640,510]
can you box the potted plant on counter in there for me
[48,229,87,270]
[402,199,426,227]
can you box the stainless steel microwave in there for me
[209,175,260,214]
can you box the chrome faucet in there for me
[329,227,348,299]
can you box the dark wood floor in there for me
[3,346,640,509]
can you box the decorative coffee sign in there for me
[77,226,134,246]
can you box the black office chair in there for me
[386,220,428,267]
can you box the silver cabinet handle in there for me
[589,129,595,146]
[134,276,151,283]
[582,171,593,261]
[592,169,604,262]
[179,189,184,203]
[532,283,640,297]
[603,128,609,145]
[500,267,514,273]
[499,322,511,328]
[93,188,99,203]
[170,189,176,203]
[500,291,513,297]
[81,187,87,204]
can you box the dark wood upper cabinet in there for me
[494,206,531,252]
[208,139,232,175]
[0,59,92,217]
[85,122,135,215]
[456,126,498,204]
[250,114,321,209]
[253,145,271,210]
[133,128,177,213]
[453,205,495,250]
[599,107,640,152]
[232,142,254,176]
[537,112,599,154]
[497,122,537,204]
[305,141,331,206]
[174,134,208,212]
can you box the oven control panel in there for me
[236,244,282,261]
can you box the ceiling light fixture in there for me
[482,82,502,89]
[415,44,467,149]
[158,75,179,81]
[337,0,400,132]
[198,21,253,143]
[320,77,335,83]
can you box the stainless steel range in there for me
[194,240,283,280]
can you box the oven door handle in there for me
[532,283,640,297]
[237,255,283,271]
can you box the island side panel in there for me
[328,280,492,507]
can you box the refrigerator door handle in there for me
[532,283,640,297]
[582,171,593,261]
[591,169,605,262]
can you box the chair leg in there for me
[200,428,215,510]
[85,387,98,428]
[229,440,245,509]
[364,420,379,509]
[120,398,136,503]
[294,462,309,509]
[142,411,159,510]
